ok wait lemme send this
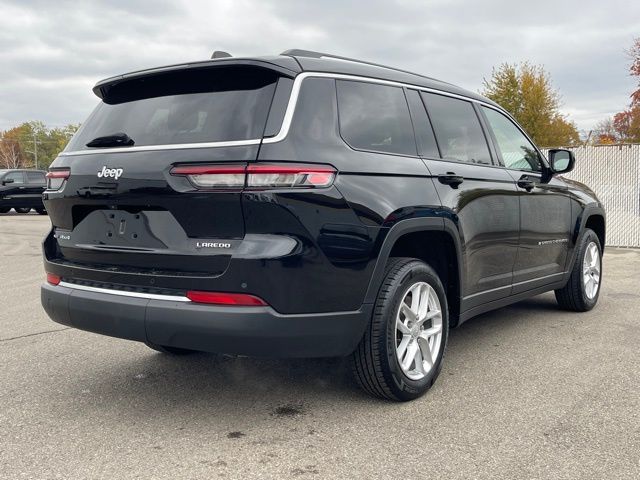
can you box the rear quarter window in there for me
[336,80,416,156]
[66,66,280,151]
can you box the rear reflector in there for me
[186,290,268,306]
[170,163,336,189]
[46,273,61,285]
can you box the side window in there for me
[336,80,416,156]
[405,89,440,158]
[482,107,542,172]
[3,172,25,184]
[421,92,492,165]
[26,171,46,184]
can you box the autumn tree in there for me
[481,62,580,147]
[595,38,640,144]
[0,122,79,170]
[592,118,617,144]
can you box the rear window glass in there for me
[66,66,279,151]
[336,80,416,156]
[421,92,492,165]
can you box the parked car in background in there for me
[0,169,47,214]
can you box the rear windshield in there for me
[66,66,279,151]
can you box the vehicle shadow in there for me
[69,292,575,418]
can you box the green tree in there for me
[481,62,580,147]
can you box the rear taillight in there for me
[46,169,70,190]
[46,273,61,285]
[186,290,268,306]
[170,165,245,189]
[170,163,336,190]
[247,164,335,188]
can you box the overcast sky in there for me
[0,0,638,134]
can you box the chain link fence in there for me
[543,144,640,247]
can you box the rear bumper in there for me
[41,283,371,358]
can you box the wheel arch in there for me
[584,212,605,251]
[364,218,463,327]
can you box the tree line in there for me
[0,121,79,170]
[2,40,639,168]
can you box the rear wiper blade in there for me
[86,132,135,148]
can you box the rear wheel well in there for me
[585,215,605,250]
[389,231,460,326]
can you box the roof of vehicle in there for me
[92,50,498,107]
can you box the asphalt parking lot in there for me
[0,213,638,479]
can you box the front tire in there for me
[14,207,31,214]
[35,208,47,215]
[555,228,602,311]
[351,257,449,401]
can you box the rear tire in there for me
[351,257,449,401]
[35,208,47,215]
[145,341,198,355]
[0,208,9,214]
[555,228,602,312]
[14,207,31,214]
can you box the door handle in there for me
[437,173,464,189]
[517,178,536,191]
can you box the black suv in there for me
[41,50,605,401]
[0,169,47,214]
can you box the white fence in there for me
[544,144,640,248]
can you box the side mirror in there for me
[548,149,575,175]
[2,178,14,185]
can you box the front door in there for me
[480,106,572,294]
[1,171,27,207]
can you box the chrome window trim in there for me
[59,139,261,156]
[59,71,531,157]
[58,281,191,302]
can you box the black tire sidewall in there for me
[577,230,602,309]
[380,261,448,400]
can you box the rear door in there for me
[45,65,284,279]
[24,171,47,207]
[480,106,571,293]
[411,91,520,308]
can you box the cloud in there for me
[0,0,638,132]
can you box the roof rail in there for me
[280,49,443,83]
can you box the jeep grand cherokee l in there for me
[41,50,605,401]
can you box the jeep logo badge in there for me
[98,166,124,180]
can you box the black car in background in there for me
[0,169,47,214]
[40,50,605,401]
